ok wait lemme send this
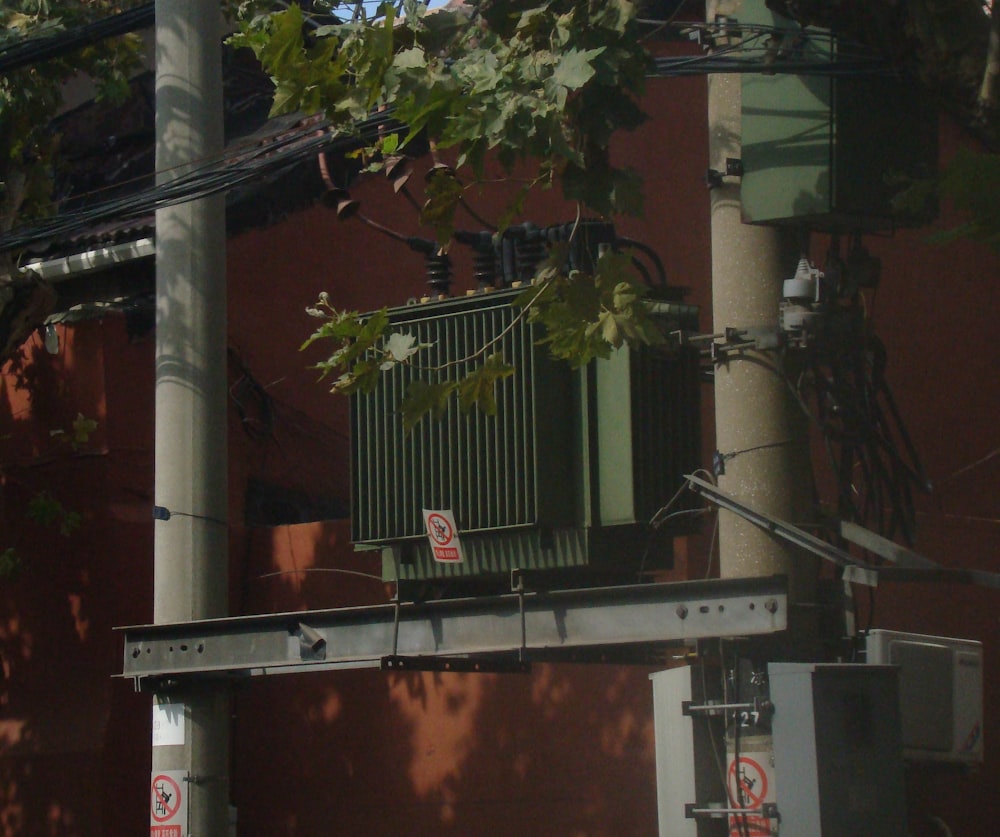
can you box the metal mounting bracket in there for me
[119,575,788,689]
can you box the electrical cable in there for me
[698,648,729,812]
[803,308,928,545]
[651,53,896,78]
[616,236,669,287]
[0,2,154,75]
[703,509,719,579]
[715,438,794,476]
[256,567,384,582]
[1,109,402,255]
[0,10,905,257]
[722,642,750,837]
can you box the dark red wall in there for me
[2,66,999,836]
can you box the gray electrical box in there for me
[769,663,907,836]
[740,0,937,230]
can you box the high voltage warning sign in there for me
[423,509,465,563]
[150,771,187,837]
[727,754,775,837]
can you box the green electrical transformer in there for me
[740,0,937,230]
[349,287,701,594]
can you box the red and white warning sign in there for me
[150,771,187,837]
[422,509,465,563]
[727,753,776,837]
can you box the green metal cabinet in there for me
[740,0,937,230]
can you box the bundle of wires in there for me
[1,7,899,256]
[649,20,895,78]
[0,108,401,256]
[798,238,931,545]
[0,2,154,74]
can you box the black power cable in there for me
[0,3,155,75]
[0,109,401,255]
[0,10,903,257]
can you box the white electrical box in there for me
[865,630,983,764]
[649,667,726,837]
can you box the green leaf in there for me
[597,310,623,347]
[0,548,26,582]
[71,413,97,449]
[611,167,645,216]
[393,46,426,72]
[331,358,381,395]
[260,6,305,79]
[420,168,464,248]
[551,47,603,91]
[401,380,457,432]
[26,491,80,537]
[456,353,515,414]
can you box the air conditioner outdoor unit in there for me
[349,286,700,590]
[865,629,983,764]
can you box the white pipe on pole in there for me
[22,237,155,281]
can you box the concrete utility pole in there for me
[706,0,818,635]
[152,1,230,834]
[656,3,821,832]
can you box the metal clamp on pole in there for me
[511,568,528,664]
[685,803,779,819]
[391,549,402,657]
[682,696,773,720]
[295,622,326,660]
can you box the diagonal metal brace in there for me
[687,474,1000,590]
[686,473,860,569]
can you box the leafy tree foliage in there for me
[235,0,662,425]
[0,1,142,247]
[933,147,1000,248]
[233,0,650,224]
[0,2,138,578]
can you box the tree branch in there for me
[978,3,1000,120]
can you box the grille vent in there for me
[351,289,574,545]
[630,343,702,524]
[349,288,701,583]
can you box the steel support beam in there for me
[120,576,787,688]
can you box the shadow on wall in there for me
[234,663,658,837]
[234,520,658,836]
[0,319,152,836]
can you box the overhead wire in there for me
[0,9,904,257]
[1,108,401,255]
[0,2,154,74]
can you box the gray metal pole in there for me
[153,1,229,834]
[706,0,818,625]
